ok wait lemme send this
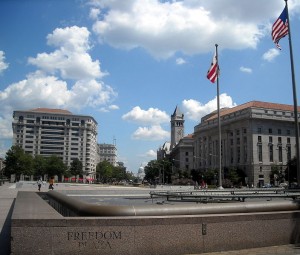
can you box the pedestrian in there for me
[37,178,43,192]
[49,177,54,190]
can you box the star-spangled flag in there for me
[207,51,218,83]
[272,6,289,50]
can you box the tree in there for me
[286,157,297,184]
[70,158,83,177]
[4,145,34,180]
[45,155,67,178]
[111,166,126,181]
[144,160,172,184]
[33,155,47,178]
[96,161,113,183]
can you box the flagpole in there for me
[285,0,300,185]
[215,44,223,189]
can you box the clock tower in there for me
[170,106,184,149]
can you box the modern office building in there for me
[193,101,300,187]
[12,108,98,178]
[98,143,117,166]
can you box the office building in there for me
[194,101,299,187]
[98,143,117,166]
[12,108,98,178]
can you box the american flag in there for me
[272,6,289,49]
[207,51,218,83]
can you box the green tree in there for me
[70,158,83,177]
[4,145,34,180]
[45,155,67,178]
[144,160,172,184]
[33,155,47,178]
[112,166,126,181]
[96,161,113,183]
[286,157,297,184]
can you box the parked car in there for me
[279,183,288,188]
[262,183,272,188]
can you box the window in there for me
[257,127,262,134]
[269,136,273,143]
[287,137,291,144]
[278,146,283,162]
[278,137,282,144]
[268,128,272,134]
[278,129,281,135]
[287,129,291,135]
[269,145,273,162]
[258,136,262,143]
[258,144,262,162]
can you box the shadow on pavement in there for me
[0,199,15,255]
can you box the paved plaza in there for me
[1,181,300,254]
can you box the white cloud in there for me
[90,0,293,59]
[89,8,100,20]
[176,58,186,65]
[28,26,106,80]
[240,66,252,73]
[132,125,170,140]
[109,104,119,110]
[0,51,9,74]
[122,106,169,125]
[262,48,280,62]
[182,93,236,122]
[0,26,118,140]
[146,149,157,157]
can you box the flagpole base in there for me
[217,186,224,190]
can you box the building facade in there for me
[12,108,98,178]
[193,101,299,187]
[98,143,117,166]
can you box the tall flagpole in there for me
[285,0,300,185]
[215,44,223,189]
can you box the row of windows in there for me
[258,136,291,144]
[257,127,291,135]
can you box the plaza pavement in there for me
[0,181,300,255]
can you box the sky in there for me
[1,0,300,173]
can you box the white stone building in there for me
[12,108,98,178]
[193,101,299,187]
[98,143,117,166]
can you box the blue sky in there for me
[1,0,300,173]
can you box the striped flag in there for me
[272,6,289,49]
[207,50,218,83]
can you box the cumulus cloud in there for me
[0,26,117,140]
[89,8,100,20]
[0,51,9,74]
[28,26,106,80]
[182,93,236,121]
[132,125,170,141]
[89,0,296,59]
[240,66,252,73]
[262,48,280,62]
[176,58,186,65]
[146,149,157,157]
[122,106,169,125]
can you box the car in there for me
[279,183,288,188]
[262,183,272,188]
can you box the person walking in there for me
[49,177,54,190]
[37,178,43,192]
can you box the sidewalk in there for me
[1,182,300,255]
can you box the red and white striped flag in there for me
[272,6,289,50]
[207,51,218,83]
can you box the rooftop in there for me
[204,100,300,122]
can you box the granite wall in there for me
[11,191,300,255]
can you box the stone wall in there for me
[11,191,300,255]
